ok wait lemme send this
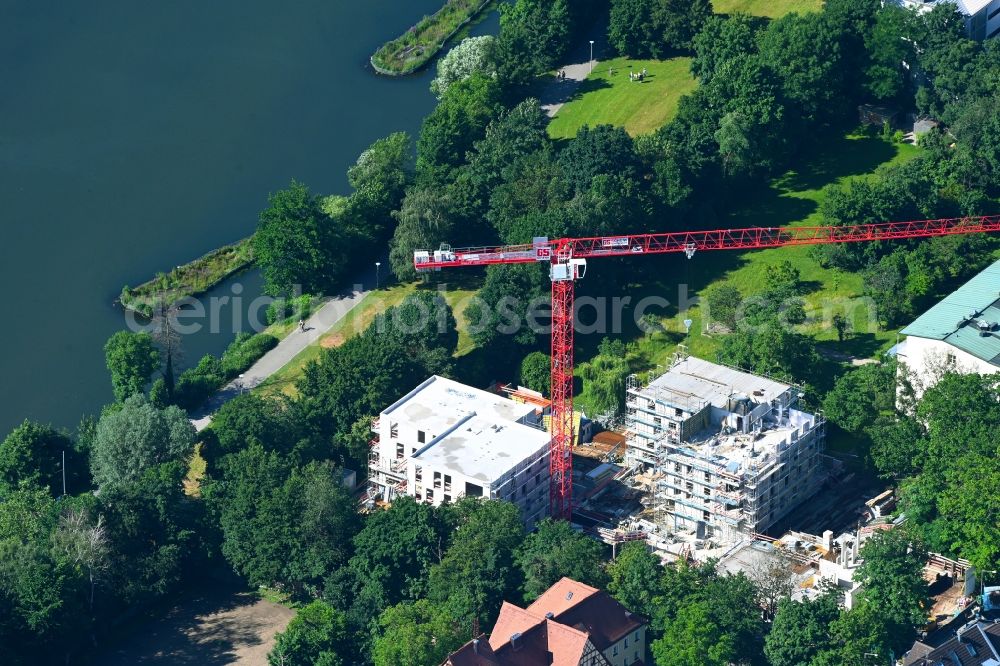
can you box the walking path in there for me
[540,59,597,118]
[539,30,607,117]
[190,260,382,431]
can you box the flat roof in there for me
[901,259,1000,367]
[896,0,992,16]
[647,357,792,411]
[382,375,536,436]
[412,413,550,483]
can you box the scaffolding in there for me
[622,357,826,547]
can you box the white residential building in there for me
[893,259,1000,400]
[894,0,1000,41]
[368,376,551,527]
[625,356,825,543]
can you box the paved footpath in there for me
[191,261,381,431]
[539,30,608,118]
[540,58,598,118]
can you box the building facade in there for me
[368,376,550,527]
[893,259,1000,400]
[626,356,825,543]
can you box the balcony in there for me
[371,417,380,432]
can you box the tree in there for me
[515,518,608,602]
[371,599,465,666]
[104,331,161,402]
[0,488,90,665]
[296,292,456,446]
[863,5,912,103]
[822,362,896,437]
[431,36,497,98]
[388,185,458,280]
[519,352,550,395]
[854,528,929,649]
[90,394,195,489]
[869,414,925,478]
[557,124,639,194]
[719,315,819,383]
[691,14,762,83]
[210,447,360,595]
[658,0,712,54]
[416,74,502,181]
[465,263,547,350]
[608,0,660,58]
[253,181,346,296]
[702,283,742,331]
[269,600,348,666]
[347,132,412,239]
[715,111,754,178]
[607,541,662,618]
[0,421,87,497]
[863,254,911,328]
[427,499,525,633]
[344,496,447,614]
[495,0,572,86]
[757,12,846,126]
[764,590,840,666]
[653,601,734,666]
[99,461,203,606]
[208,392,311,468]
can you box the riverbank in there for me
[119,237,254,316]
[371,0,491,75]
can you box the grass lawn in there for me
[712,0,823,18]
[574,133,920,411]
[256,277,482,398]
[548,57,697,139]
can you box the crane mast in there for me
[414,215,1000,520]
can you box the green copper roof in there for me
[900,259,1000,367]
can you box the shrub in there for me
[221,333,279,377]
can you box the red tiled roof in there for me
[552,591,645,650]
[526,578,600,617]
[489,602,547,651]
[446,578,647,666]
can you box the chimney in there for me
[822,530,833,552]
[472,638,480,654]
[545,612,554,619]
[511,632,523,651]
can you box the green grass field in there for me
[257,278,482,398]
[712,0,823,17]
[573,133,920,414]
[548,57,697,139]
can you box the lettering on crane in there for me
[602,236,629,248]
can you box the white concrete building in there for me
[368,376,551,527]
[893,259,1000,400]
[893,0,1000,41]
[625,356,825,543]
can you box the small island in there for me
[371,0,491,76]
[119,237,254,316]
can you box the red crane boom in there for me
[414,215,1000,520]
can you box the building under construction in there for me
[625,355,825,544]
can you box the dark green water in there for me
[0,0,498,434]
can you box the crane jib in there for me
[410,215,1000,521]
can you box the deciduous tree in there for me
[104,331,161,402]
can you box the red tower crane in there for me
[413,216,1000,520]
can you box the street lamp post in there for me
[375,261,381,289]
[589,40,595,73]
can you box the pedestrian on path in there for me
[298,319,305,332]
